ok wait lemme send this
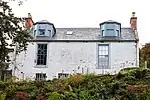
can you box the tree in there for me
[140,43,150,68]
[0,1,32,80]
[7,0,25,6]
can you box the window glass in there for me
[98,44,109,69]
[35,73,46,80]
[37,44,47,65]
[38,29,45,35]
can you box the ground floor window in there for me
[58,73,69,79]
[35,73,46,80]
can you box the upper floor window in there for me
[100,21,121,38]
[37,44,47,65]
[98,44,109,69]
[106,29,115,36]
[38,29,45,35]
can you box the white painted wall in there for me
[12,41,139,80]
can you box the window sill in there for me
[34,65,48,68]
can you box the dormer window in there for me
[33,20,56,39]
[38,29,45,35]
[100,20,121,38]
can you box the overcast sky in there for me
[7,0,150,45]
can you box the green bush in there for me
[0,68,150,100]
[48,92,63,100]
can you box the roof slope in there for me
[53,28,137,41]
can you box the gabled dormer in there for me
[100,20,121,38]
[33,20,56,40]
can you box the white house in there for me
[11,12,139,80]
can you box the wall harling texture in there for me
[13,41,139,80]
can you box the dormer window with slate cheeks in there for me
[100,20,121,38]
[33,20,56,40]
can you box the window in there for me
[48,30,51,37]
[37,44,47,65]
[102,30,104,36]
[58,73,69,79]
[98,44,109,69]
[48,30,51,33]
[106,29,115,36]
[38,29,45,35]
[34,30,36,36]
[35,73,46,80]
[116,30,119,37]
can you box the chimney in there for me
[25,13,34,29]
[130,12,137,30]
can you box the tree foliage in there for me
[140,43,150,68]
[0,1,31,69]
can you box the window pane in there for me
[38,29,45,35]
[106,29,115,36]
[116,30,119,36]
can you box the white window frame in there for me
[98,44,109,69]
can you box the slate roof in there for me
[52,28,137,41]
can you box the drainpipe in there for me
[135,41,138,66]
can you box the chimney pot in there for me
[130,12,137,30]
[132,12,136,17]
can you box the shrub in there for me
[48,92,63,100]
[1,68,150,100]
[15,92,29,100]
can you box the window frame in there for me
[98,44,109,69]
[116,30,120,37]
[35,73,46,80]
[58,73,69,79]
[105,29,115,36]
[38,29,46,36]
[36,44,48,66]
[48,30,51,37]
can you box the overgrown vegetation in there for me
[0,68,150,100]
[140,43,150,68]
[0,1,32,80]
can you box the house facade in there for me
[11,12,139,80]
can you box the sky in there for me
[6,0,150,45]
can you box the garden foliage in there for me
[0,68,150,100]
